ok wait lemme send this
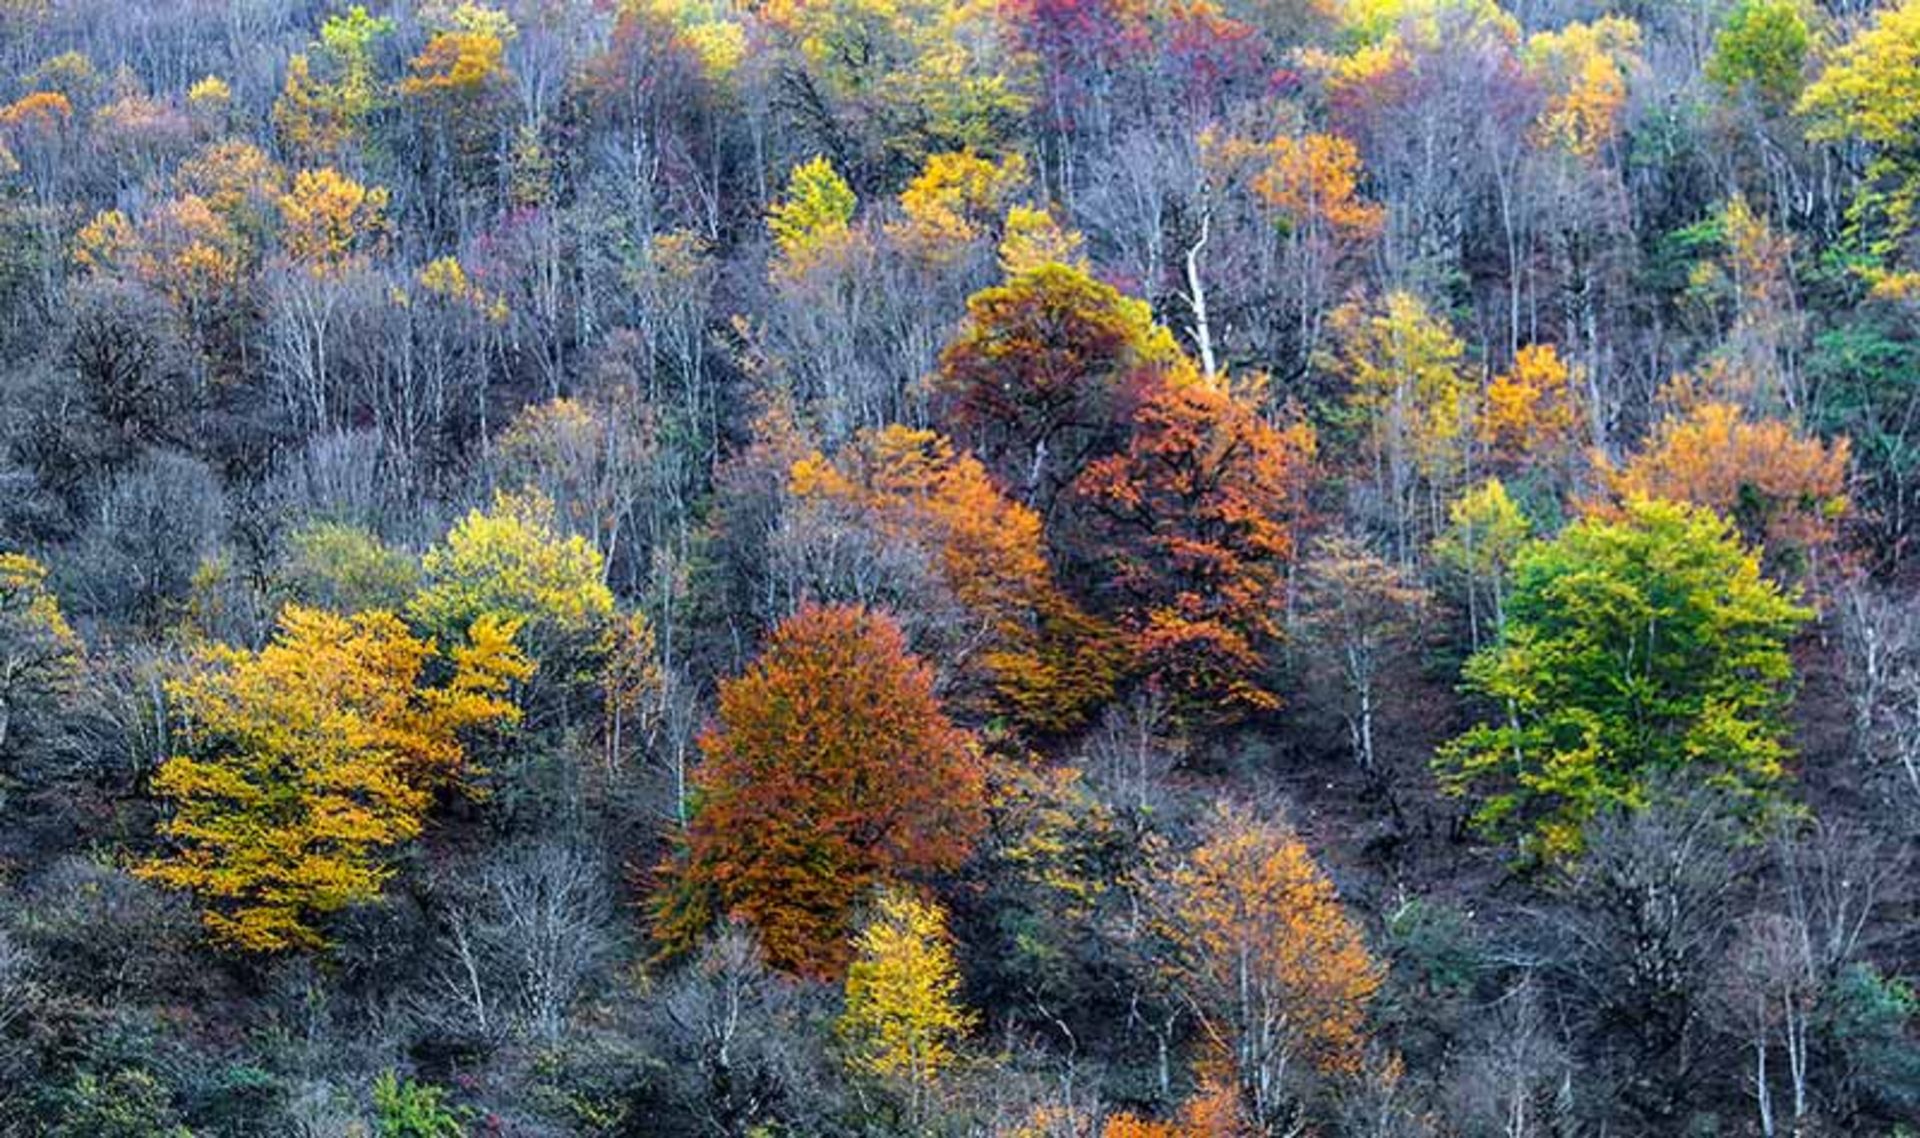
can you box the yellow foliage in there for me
[998,205,1086,275]
[1332,290,1474,485]
[1524,16,1643,158]
[838,889,976,1084]
[278,166,389,273]
[769,154,860,274]
[139,605,529,952]
[892,149,1028,260]
[1478,343,1586,463]
[410,490,616,656]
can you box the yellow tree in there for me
[1161,805,1381,1129]
[1329,290,1474,561]
[1432,477,1531,649]
[1524,16,1643,160]
[277,167,389,274]
[409,490,617,700]
[1477,342,1587,472]
[140,606,529,951]
[1798,0,1920,299]
[890,149,1029,262]
[0,553,84,765]
[838,889,977,1122]
[769,155,861,276]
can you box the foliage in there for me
[1595,401,1850,575]
[279,522,420,615]
[373,1070,468,1138]
[936,262,1186,509]
[837,890,975,1088]
[1436,498,1811,859]
[410,490,616,664]
[655,605,985,977]
[1073,371,1316,715]
[768,156,859,271]
[139,605,529,951]
[790,424,1120,731]
[0,551,83,764]
[1707,0,1809,107]
[1161,806,1381,1124]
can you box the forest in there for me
[0,0,1916,1134]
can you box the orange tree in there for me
[1071,372,1317,715]
[653,604,985,977]
[1159,805,1381,1129]
[139,605,529,952]
[790,424,1122,733]
[933,262,1187,514]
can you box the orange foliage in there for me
[0,89,71,132]
[1102,1081,1246,1138]
[1595,401,1849,567]
[790,426,1120,732]
[1073,373,1316,715]
[1241,131,1385,241]
[1478,342,1586,465]
[1162,808,1380,1119]
[655,605,986,978]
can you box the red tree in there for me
[654,605,986,977]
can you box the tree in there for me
[1707,0,1810,109]
[1595,400,1850,580]
[768,155,859,274]
[1477,343,1586,471]
[787,424,1120,732]
[1436,498,1812,860]
[409,490,616,689]
[0,552,83,767]
[654,605,985,977]
[1294,535,1427,777]
[1523,16,1642,160]
[935,262,1187,512]
[1798,0,1920,299]
[277,167,389,274]
[140,605,530,952]
[1431,477,1531,649]
[837,889,976,1122]
[1072,371,1316,715]
[1160,806,1381,1130]
[1329,291,1473,561]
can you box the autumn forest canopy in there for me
[1,0,1920,1134]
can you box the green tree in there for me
[1436,498,1811,860]
[373,1070,467,1138]
[1707,0,1809,108]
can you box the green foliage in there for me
[373,1070,467,1138]
[768,156,857,264]
[280,522,420,614]
[1824,963,1920,1118]
[1707,0,1809,106]
[46,1069,190,1138]
[1435,498,1811,860]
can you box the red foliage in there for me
[654,605,985,978]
